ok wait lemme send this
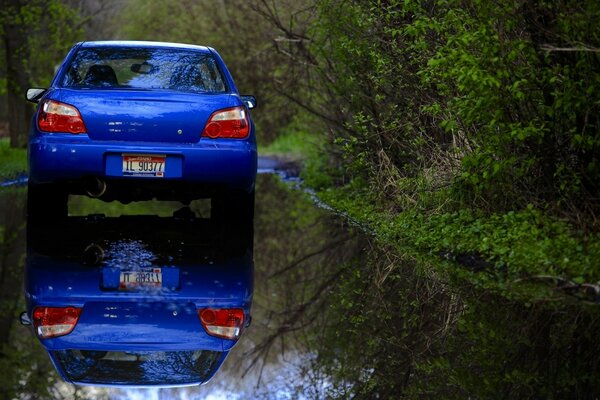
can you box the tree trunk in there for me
[3,0,32,148]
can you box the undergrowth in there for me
[294,135,600,302]
[0,138,27,182]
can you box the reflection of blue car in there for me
[23,215,253,387]
[26,41,257,219]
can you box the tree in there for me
[1,0,31,148]
[0,0,82,148]
[117,0,311,144]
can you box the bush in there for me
[302,0,600,221]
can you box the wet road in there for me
[1,161,600,399]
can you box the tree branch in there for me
[540,44,600,53]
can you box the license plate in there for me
[119,268,162,290]
[122,154,165,177]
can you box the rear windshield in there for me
[53,349,223,385]
[61,47,227,93]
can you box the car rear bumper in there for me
[28,134,257,193]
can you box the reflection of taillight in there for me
[201,106,249,139]
[199,308,245,340]
[32,306,82,339]
[38,99,87,134]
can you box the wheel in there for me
[212,189,255,221]
[27,182,68,221]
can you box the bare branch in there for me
[242,267,346,382]
[268,237,351,279]
[540,44,600,53]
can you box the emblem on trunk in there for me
[177,129,183,135]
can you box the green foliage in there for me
[0,0,83,92]
[0,0,83,148]
[316,180,600,290]
[259,119,318,159]
[21,1,83,88]
[260,116,337,189]
[116,0,308,144]
[0,138,26,181]
[68,195,187,217]
[305,0,600,220]
[308,0,451,208]
[420,1,600,210]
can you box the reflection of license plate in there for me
[122,154,165,177]
[120,268,162,290]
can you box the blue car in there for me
[22,215,253,387]
[26,41,257,219]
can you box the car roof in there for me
[79,40,211,52]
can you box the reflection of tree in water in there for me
[0,190,59,399]
[228,175,365,394]
[230,175,600,399]
[140,351,222,384]
[279,241,600,399]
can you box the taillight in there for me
[38,99,87,134]
[32,306,82,339]
[199,308,245,340]
[201,106,249,139]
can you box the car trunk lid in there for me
[61,301,224,350]
[56,89,235,143]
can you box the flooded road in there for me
[1,166,600,399]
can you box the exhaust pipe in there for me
[83,177,107,198]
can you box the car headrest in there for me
[83,65,118,87]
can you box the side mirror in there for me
[26,88,47,103]
[240,95,257,110]
[20,311,31,326]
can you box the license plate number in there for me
[120,268,162,290]
[122,154,165,177]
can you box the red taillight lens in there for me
[199,308,245,340]
[37,99,87,134]
[201,106,249,139]
[32,306,82,339]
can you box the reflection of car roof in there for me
[53,349,224,386]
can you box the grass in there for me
[259,113,324,162]
[260,129,318,159]
[0,138,26,181]
[68,196,211,217]
[260,126,335,189]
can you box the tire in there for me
[212,189,255,222]
[27,182,68,222]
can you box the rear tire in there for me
[27,182,68,222]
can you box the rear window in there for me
[62,47,227,93]
[53,349,223,385]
